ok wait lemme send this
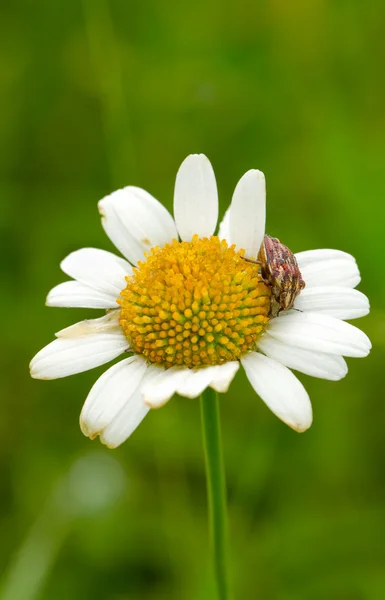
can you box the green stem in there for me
[200,387,230,600]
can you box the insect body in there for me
[243,235,305,313]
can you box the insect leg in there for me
[241,257,262,265]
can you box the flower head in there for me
[30,155,371,447]
[118,235,270,367]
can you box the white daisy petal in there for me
[294,286,370,320]
[80,356,147,440]
[173,154,218,241]
[218,206,231,243]
[142,365,189,408]
[267,311,371,358]
[209,361,240,392]
[229,169,266,257]
[60,248,132,296]
[175,361,239,398]
[55,311,122,338]
[300,260,360,289]
[99,366,163,448]
[258,333,348,380]
[295,249,355,267]
[296,250,360,288]
[100,387,149,448]
[176,368,217,398]
[241,352,312,432]
[46,281,119,309]
[30,329,129,380]
[99,186,178,265]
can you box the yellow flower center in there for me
[118,236,270,368]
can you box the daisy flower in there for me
[30,155,371,447]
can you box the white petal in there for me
[176,368,216,398]
[142,365,189,408]
[30,329,129,380]
[300,260,360,289]
[209,361,240,392]
[80,356,147,440]
[296,250,360,288]
[294,286,370,320]
[241,352,312,432]
[100,387,149,448]
[218,206,231,243]
[175,361,239,398]
[295,249,355,267]
[46,281,119,309]
[229,170,266,257]
[173,154,218,241]
[99,366,161,448]
[56,311,122,338]
[99,186,178,264]
[258,333,348,380]
[267,311,371,358]
[60,248,132,296]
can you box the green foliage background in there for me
[0,1,384,599]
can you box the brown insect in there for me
[243,235,305,313]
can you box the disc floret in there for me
[119,236,270,367]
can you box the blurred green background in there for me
[1,1,384,599]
